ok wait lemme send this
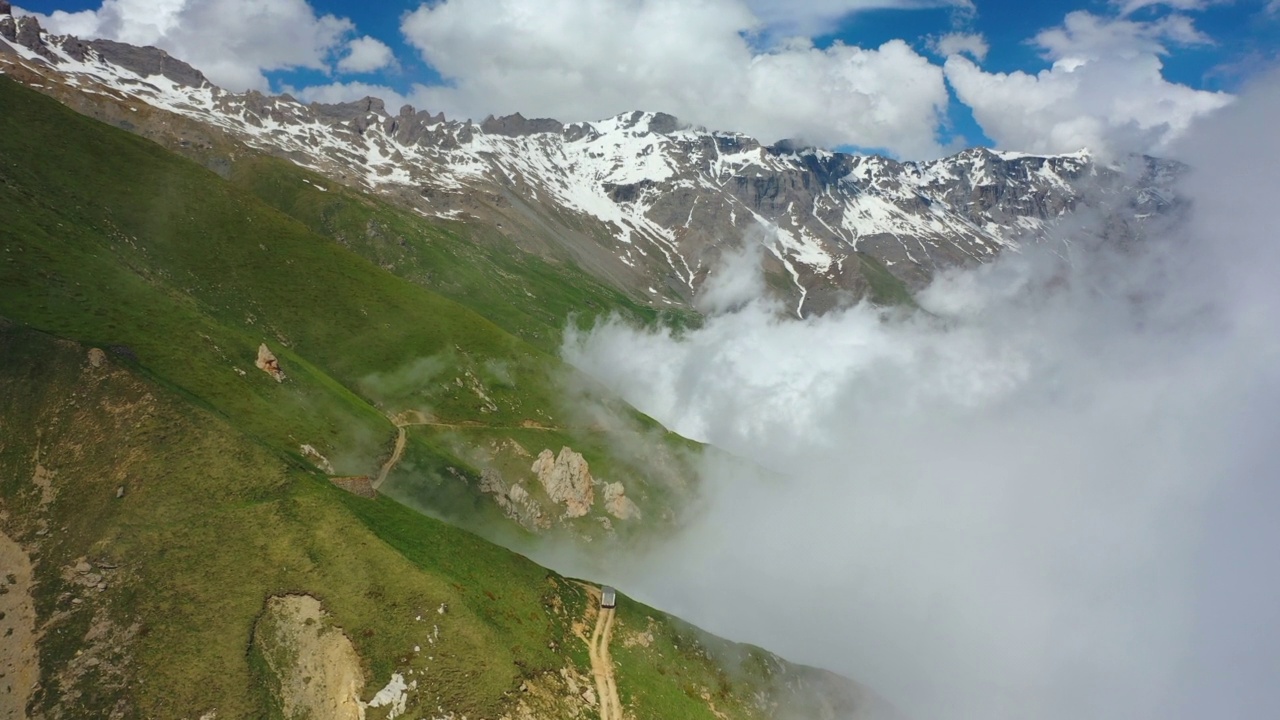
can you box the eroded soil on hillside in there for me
[0,528,38,720]
[253,595,366,720]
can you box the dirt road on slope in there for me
[372,426,406,491]
[373,411,563,491]
[599,604,622,720]
[585,588,624,720]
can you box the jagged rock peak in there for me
[607,110,686,135]
[480,112,564,137]
[311,96,387,121]
[0,10,208,88]
[85,39,209,88]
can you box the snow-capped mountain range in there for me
[0,4,1178,314]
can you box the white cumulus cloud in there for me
[945,11,1231,156]
[337,35,396,74]
[27,0,387,91]
[400,0,951,158]
[929,31,989,60]
[560,71,1280,720]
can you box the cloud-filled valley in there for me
[558,71,1280,720]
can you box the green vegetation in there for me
[0,77,870,719]
[857,252,918,308]
[0,325,857,719]
[0,76,700,529]
[225,154,689,353]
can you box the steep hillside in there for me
[0,323,887,719]
[0,75,693,547]
[0,7,1179,315]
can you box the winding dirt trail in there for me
[585,588,623,720]
[372,411,562,492]
[372,426,407,491]
[599,605,622,720]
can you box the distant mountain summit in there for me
[0,6,1179,313]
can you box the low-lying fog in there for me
[558,72,1280,720]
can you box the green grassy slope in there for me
[0,320,868,720]
[0,74,883,720]
[0,76,695,537]
[225,155,695,353]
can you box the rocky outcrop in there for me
[255,343,285,382]
[86,39,209,88]
[602,482,641,521]
[532,448,595,518]
[0,2,15,47]
[481,112,565,137]
[480,468,548,530]
[87,347,107,368]
[300,444,334,474]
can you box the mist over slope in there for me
[561,72,1280,720]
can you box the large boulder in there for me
[603,482,641,521]
[531,447,594,518]
[255,343,286,382]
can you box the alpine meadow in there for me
[2,2,1278,720]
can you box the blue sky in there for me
[17,0,1280,158]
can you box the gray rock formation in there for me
[86,39,209,88]
[480,468,548,530]
[480,112,564,137]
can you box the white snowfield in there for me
[0,10,1175,312]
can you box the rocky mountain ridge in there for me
[0,6,1179,313]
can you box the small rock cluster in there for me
[479,446,643,529]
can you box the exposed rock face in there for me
[255,343,285,382]
[481,112,565,137]
[532,448,595,518]
[300,444,335,474]
[480,468,548,530]
[87,347,107,368]
[253,595,365,720]
[603,482,641,521]
[0,3,15,47]
[85,39,209,88]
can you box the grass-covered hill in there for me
[0,323,880,719]
[0,74,892,719]
[0,75,696,546]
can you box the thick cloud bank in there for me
[944,11,1232,157]
[401,0,953,158]
[561,73,1280,720]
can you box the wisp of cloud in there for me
[559,72,1280,720]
